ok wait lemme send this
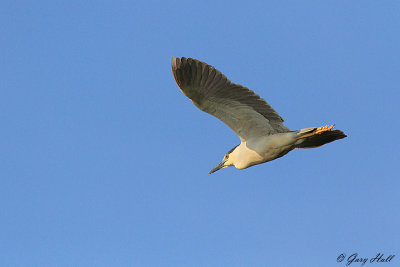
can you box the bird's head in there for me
[209,145,238,174]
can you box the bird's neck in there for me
[230,142,264,170]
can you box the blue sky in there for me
[1,1,399,266]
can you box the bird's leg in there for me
[314,125,334,134]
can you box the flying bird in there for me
[171,57,346,174]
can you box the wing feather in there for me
[171,57,290,140]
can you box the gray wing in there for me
[171,56,290,141]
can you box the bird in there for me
[171,57,347,174]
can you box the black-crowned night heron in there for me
[171,57,347,174]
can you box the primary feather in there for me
[171,56,290,141]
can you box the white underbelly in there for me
[235,133,297,169]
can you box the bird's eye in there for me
[225,154,229,159]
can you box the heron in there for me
[171,57,347,174]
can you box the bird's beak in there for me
[209,160,226,175]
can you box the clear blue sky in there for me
[1,1,399,266]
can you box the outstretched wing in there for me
[171,57,290,141]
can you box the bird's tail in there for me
[295,125,347,149]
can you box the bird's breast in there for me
[234,145,265,169]
[235,133,297,169]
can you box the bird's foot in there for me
[314,125,334,134]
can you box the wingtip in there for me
[171,56,176,70]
